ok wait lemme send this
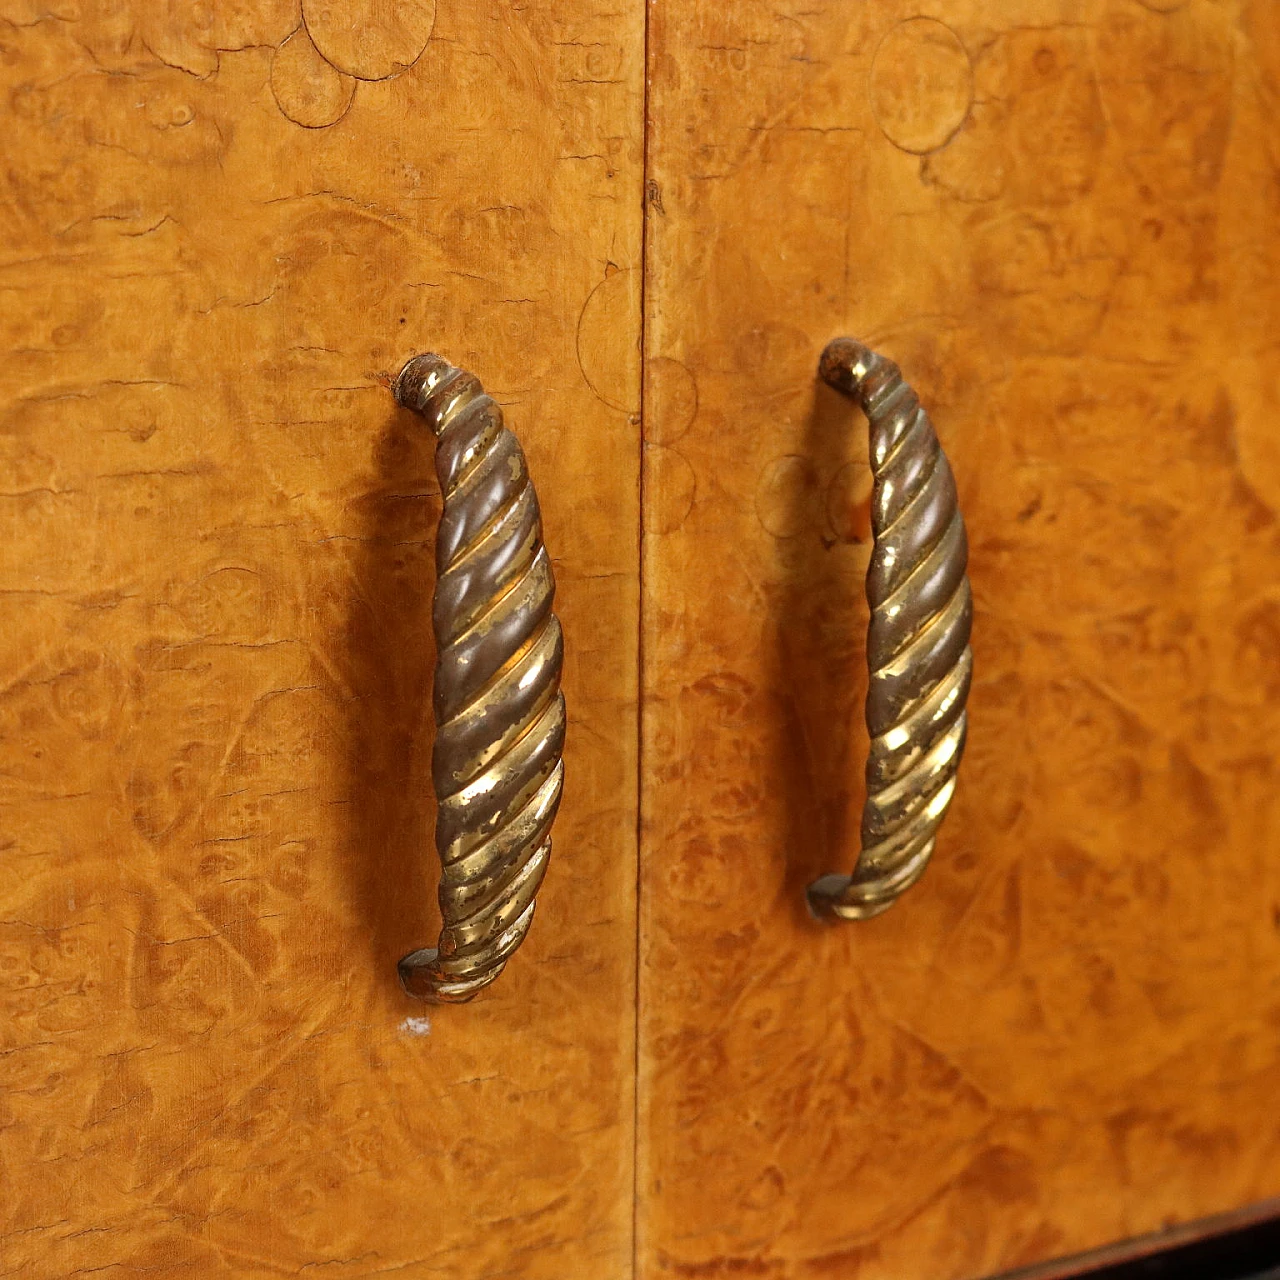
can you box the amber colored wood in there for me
[0,2,643,1276]
[639,2,1280,1277]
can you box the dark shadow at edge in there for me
[771,373,871,930]
[336,391,441,993]
[993,1200,1280,1280]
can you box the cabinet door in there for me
[0,4,643,1276]
[639,2,1280,1276]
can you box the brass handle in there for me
[807,339,972,921]
[392,354,565,1002]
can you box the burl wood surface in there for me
[0,2,643,1276]
[639,2,1280,1277]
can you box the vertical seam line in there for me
[632,0,654,1275]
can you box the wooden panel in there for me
[639,2,1280,1277]
[0,2,643,1276]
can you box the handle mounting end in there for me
[398,947,494,1005]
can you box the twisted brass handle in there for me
[392,354,565,1002]
[807,339,972,921]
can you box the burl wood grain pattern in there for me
[0,2,643,1276]
[639,2,1280,1277]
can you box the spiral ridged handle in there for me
[807,338,972,921]
[393,354,565,1002]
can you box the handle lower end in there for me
[806,873,898,922]
[398,947,498,1005]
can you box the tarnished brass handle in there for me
[392,354,565,1002]
[807,339,972,921]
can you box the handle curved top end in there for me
[394,352,489,439]
[393,350,447,405]
[819,338,904,409]
[818,337,873,395]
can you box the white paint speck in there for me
[400,1015,432,1037]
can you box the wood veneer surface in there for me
[638,2,1280,1276]
[0,2,644,1275]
